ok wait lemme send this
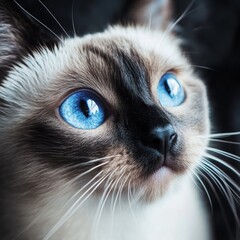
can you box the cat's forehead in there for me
[70,26,187,70]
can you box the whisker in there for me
[189,64,215,71]
[130,183,146,205]
[93,170,118,238]
[197,166,235,236]
[188,171,202,191]
[203,160,240,205]
[14,0,63,42]
[208,139,240,145]
[38,0,70,37]
[111,169,127,213]
[200,161,238,202]
[191,169,213,209]
[61,161,109,192]
[166,0,195,34]
[13,164,107,240]
[197,131,240,138]
[127,177,138,223]
[174,65,214,72]
[202,158,240,195]
[118,171,129,210]
[65,155,121,169]
[148,4,153,30]
[65,154,121,163]
[110,171,124,211]
[62,155,120,173]
[155,0,195,60]
[204,152,240,176]
[194,168,214,213]
[206,147,240,162]
[93,185,114,237]
[71,0,76,36]
[203,160,239,204]
[111,168,130,231]
[109,170,126,236]
[61,169,106,209]
[201,160,239,223]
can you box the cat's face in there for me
[0,26,209,202]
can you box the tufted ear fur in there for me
[128,0,173,30]
[0,0,57,81]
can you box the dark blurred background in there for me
[16,0,240,239]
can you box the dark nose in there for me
[143,124,177,159]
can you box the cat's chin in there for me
[136,166,177,203]
[150,166,173,185]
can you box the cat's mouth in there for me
[147,156,187,183]
[150,165,174,185]
[163,155,188,173]
[140,150,188,178]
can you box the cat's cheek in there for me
[179,129,209,171]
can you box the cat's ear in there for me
[0,0,57,79]
[128,0,173,30]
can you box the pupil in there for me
[164,78,179,97]
[80,100,90,117]
[164,80,171,95]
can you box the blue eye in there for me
[157,73,185,107]
[59,90,106,129]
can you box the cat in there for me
[0,0,214,239]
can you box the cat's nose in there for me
[134,122,178,175]
[145,124,177,158]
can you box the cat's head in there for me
[0,1,209,203]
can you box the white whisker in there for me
[148,4,153,30]
[201,160,239,223]
[63,155,120,175]
[208,139,240,145]
[130,183,145,205]
[61,169,106,209]
[188,170,205,193]
[93,172,117,238]
[14,0,63,42]
[204,152,240,176]
[202,158,240,195]
[197,166,234,234]
[110,172,124,211]
[61,161,109,191]
[13,163,107,240]
[189,64,215,71]
[191,169,213,209]
[127,176,137,223]
[65,154,121,166]
[71,0,77,36]
[203,159,239,202]
[196,131,240,138]
[202,161,239,206]
[118,171,129,210]
[206,147,240,162]
[111,169,127,212]
[110,169,127,233]
[38,0,70,37]
[166,0,195,34]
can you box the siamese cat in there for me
[0,0,214,239]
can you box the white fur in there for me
[24,174,211,240]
